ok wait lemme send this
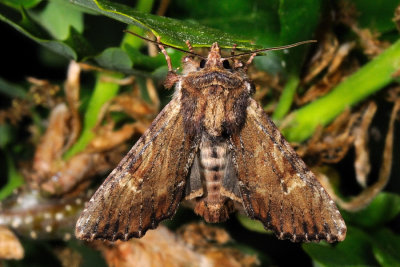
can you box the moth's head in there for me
[182,43,245,74]
[204,43,245,70]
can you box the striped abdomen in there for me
[192,136,235,222]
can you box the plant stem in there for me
[63,72,121,159]
[282,39,400,142]
[272,74,299,121]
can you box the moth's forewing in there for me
[75,97,198,241]
[230,99,347,243]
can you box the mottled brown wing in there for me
[76,97,198,241]
[231,99,346,243]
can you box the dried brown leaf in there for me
[63,61,82,152]
[97,224,259,267]
[298,41,356,105]
[317,100,399,211]
[394,4,400,32]
[53,247,82,267]
[354,102,377,187]
[302,32,339,84]
[0,226,24,260]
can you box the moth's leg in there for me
[230,44,243,69]
[156,37,179,89]
[230,44,237,56]
[186,40,195,54]
[244,53,257,71]
[156,36,173,72]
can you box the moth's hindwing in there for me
[75,97,198,241]
[230,99,347,243]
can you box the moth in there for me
[76,32,347,243]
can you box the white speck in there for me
[24,216,33,224]
[65,205,72,211]
[17,197,24,205]
[283,49,289,54]
[84,215,92,226]
[30,231,38,239]
[130,185,138,193]
[43,213,52,219]
[64,233,71,241]
[45,225,52,233]
[75,198,82,205]
[0,217,7,225]
[320,187,324,192]
[329,200,335,205]
[55,212,64,221]
[11,218,22,228]
[281,60,286,68]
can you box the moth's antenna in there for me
[225,40,317,59]
[124,30,205,59]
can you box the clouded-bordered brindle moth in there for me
[75,32,347,243]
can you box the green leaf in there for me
[0,0,41,9]
[236,214,270,234]
[0,152,25,200]
[371,228,400,267]
[278,0,321,68]
[348,0,399,33]
[0,124,13,148]
[341,192,400,228]
[302,226,377,267]
[31,0,84,40]
[170,0,280,46]
[123,44,182,71]
[282,38,400,142]
[0,5,91,60]
[95,47,133,71]
[0,77,27,98]
[70,0,259,49]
